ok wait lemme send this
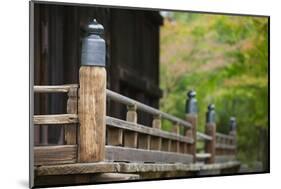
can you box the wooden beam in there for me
[105,146,193,164]
[33,114,78,125]
[35,161,240,176]
[78,66,106,162]
[205,122,216,164]
[34,145,77,166]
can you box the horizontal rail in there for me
[106,89,192,129]
[215,144,236,150]
[33,114,78,125]
[34,145,77,166]
[105,146,193,164]
[106,116,193,143]
[216,133,235,140]
[196,153,211,159]
[214,155,236,163]
[197,132,212,141]
[34,84,78,93]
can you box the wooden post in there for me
[185,90,198,162]
[124,104,138,148]
[229,117,237,155]
[150,115,162,151]
[205,104,216,164]
[78,19,106,162]
[65,86,78,145]
[172,123,180,153]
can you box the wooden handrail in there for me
[216,132,235,140]
[106,89,192,129]
[34,84,78,93]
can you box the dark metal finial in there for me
[81,18,106,67]
[206,104,215,124]
[84,19,104,35]
[186,90,197,114]
[229,117,237,131]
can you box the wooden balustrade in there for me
[33,83,238,167]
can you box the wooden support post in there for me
[65,86,78,145]
[78,19,106,163]
[172,123,180,153]
[185,90,198,161]
[150,115,162,151]
[229,117,237,155]
[124,105,138,148]
[205,104,216,164]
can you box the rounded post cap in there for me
[187,90,196,98]
[230,117,236,123]
[208,104,215,111]
[85,19,104,35]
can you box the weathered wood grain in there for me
[138,134,150,150]
[35,161,240,176]
[107,127,123,146]
[205,122,216,164]
[105,146,193,164]
[106,116,193,143]
[65,87,78,145]
[34,145,77,166]
[186,114,197,159]
[78,67,106,162]
[33,114,78,125]
[124,105,138,148]
[150,115,162,151]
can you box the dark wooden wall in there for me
[33,3,163,145]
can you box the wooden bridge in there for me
[31,20,240,187]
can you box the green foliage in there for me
[160,13,268,166]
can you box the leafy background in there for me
[159,12,268,169]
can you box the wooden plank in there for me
[205,122,216,164]
[105,145,193,163]
[65,87,78,145]
[186,114,197,159]
[34,145,77,166]
[107,127,123,146]
[35,162,120,176]
[138,134,150,149]
[33,114,78,125]
[78,66,106,162]
[161,139,171,152]
[106,116,193,143]
[34,84,78,93]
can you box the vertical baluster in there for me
[205,104,216,164]
[124,104,138,148]
[65,86,78,145]
[229,117,237,155]
[172,123,180,153]
[150,115,162,151]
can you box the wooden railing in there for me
[33,83,237,166]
